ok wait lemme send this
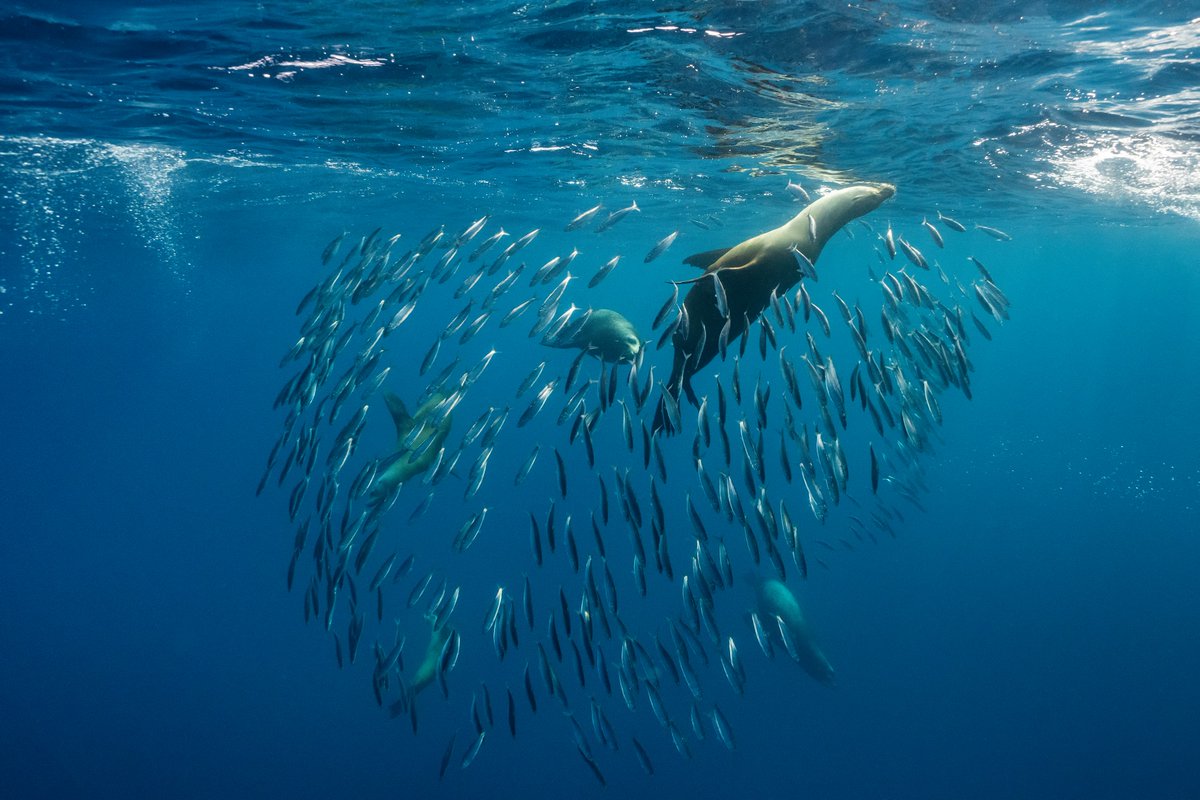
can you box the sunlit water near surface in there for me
[2,3,1199,799]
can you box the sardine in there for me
[469,228,508,262]
[921,217,945,248]
[644,231,679,263]
[460,729,486,769]
[652,285,679,330]
[515,444,539,485]
[897,236,929,269]
[975,223,1012,241]
[594,200,639,233]
[937,210,966,232]
[588,255,621,288]
[565,203,603,232]
[785,179,810,201]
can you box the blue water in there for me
[3,3,1199,799]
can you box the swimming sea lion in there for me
[753,576,836,688]
[409,617,453,699]
[655,183,895,433]
[373,391,453,498]
[543,308,642,363]
[386,615,456,720]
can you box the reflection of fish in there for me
[374,392,453,498]
[752,576,836,687]
[655,183,895,432]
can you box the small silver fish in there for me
[937,211,966,232]
[644,231,679,263]
[460,729,486,769]
[810,302,831,337]
[469,228,508,262]
[530,256,562,286]
[711,271,729,319]
[465,450,491,500]
[512,228,540,251]
[453,214,490,247]
[595,201,639,233]
[518,379,558,427]
[420,337,441,376]
[565,204,603,232]
[969,255,993,281]
[516,361,545,398]
[897,236,929,269]
[321,231,346,266]
[652,284,679,330]
[921,217,945,248]
[785,179,810,201]
[386,299,419,332]
[588,255,621,288]
[974,223,1012,241]
[501,297,535,327]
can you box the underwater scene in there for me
[2,3,1199,799]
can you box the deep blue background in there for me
[2,3,1199,799]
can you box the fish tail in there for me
[651,396,672,437]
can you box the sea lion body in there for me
[374,391,452,497]
[755,577,836,688]
[658,183,895,429]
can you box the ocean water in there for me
[2,3,1199,799]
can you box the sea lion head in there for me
[601,321,642,364]
[555,308,642,363]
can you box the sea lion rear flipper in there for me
[682,374,699,408]
[385,392,412,439]
[669,275,712,286]
[683,247,733,269]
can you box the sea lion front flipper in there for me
[682,247,733,269]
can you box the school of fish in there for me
[260,181,1011,785]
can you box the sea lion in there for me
[409,617,453,699]
[373,391,453,498]
[753,576,836,688]
[655,183,895,432]
[387,615,456,720]
[543,308,642,363]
